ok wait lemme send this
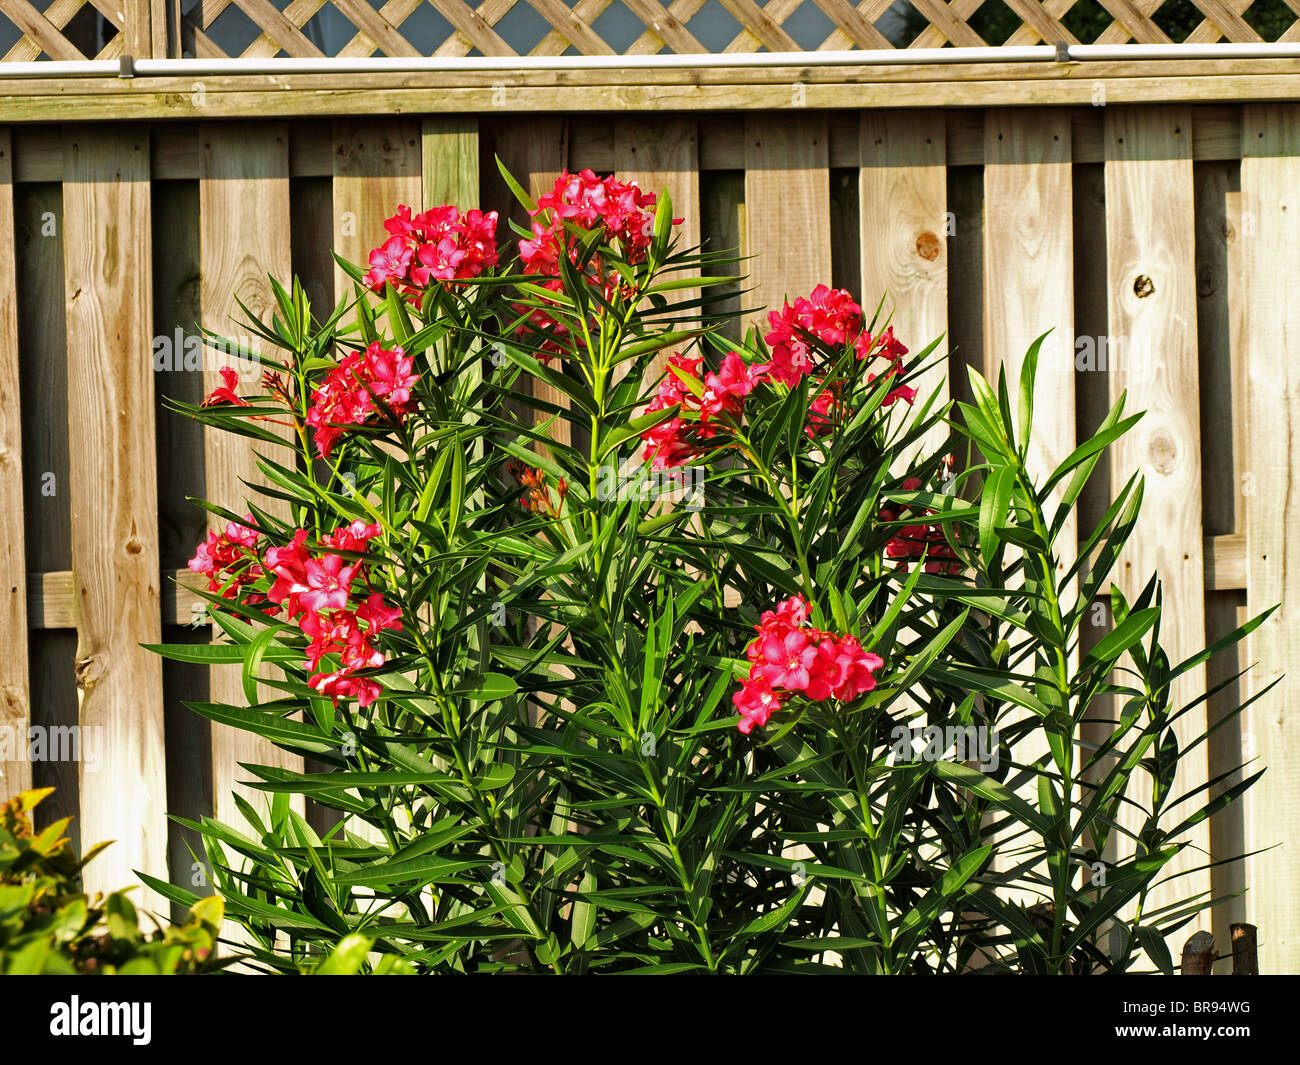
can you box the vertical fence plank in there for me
[614,117,702,311]
[946,164,983,407]
[859,111,948,460]
[62,127,168,913]
[0,130,31,798]
[1240,102,1300,975]
[484,118,573,454]
[982,109,1076,906]
[983,109,1075,570]
[422,116,479,210]
[699,164,745,346]
[333,119,423,302]
[1073,158,1116,911]
[331,119,423,844]
[199,123,304,832]
[745,113,831,323]
[1104,106,1211,932]
[15,179,77,838]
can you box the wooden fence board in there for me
[332,118,423,303]
[487,117,573,454]
[982,108,1075,907]
[61,127,168,914]
[199,123,303,831]
[614,115,702,382]
[0,130,31,798]
[1104,106,1211,932]
[698,163,745,346]
[1240,102,1300,975]
[744,113,831,325]
[422,116,479,211]
[859,110,948,461]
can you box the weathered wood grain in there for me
[61,127,168,914]
[1240,102,1300,974]
[332,118,423,302]
[199,123,304,832]
[983,109,1076,592]
[745,113,831,325]
[1104,105,1211,933]
[860,110,948,459]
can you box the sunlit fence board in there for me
[199,123,303,830]
[332,118,423,303]
[1240,102,1300,976]
[859,110,948,462]
[744,113,831,325]
[1103,105,1211,929]
[61,127,169,914]
[981,108,1076,906]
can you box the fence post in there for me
[1181,930,1216,975]
[1231,923,1259,974]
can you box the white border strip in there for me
[0,44,1297,79]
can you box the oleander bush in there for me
[146,164,1272,974]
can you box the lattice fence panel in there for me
[2,0,1298,61]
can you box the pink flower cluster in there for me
[188,514,268,606]
[262,521,402,707]
[516,171,681,364]
[188,519,403,708]
[732,595,884,734]
[763,284,914,407]
[879,477,962,576]
[306,342,419,458]
[521,169,671,271]
[363,204,499,303]
[636,284,918,469]
[640,352,763,470]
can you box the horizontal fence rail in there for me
[0,104,1295,971]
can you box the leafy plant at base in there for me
[0,788,227,974]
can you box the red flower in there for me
[299,554,359,615]
[363,203,499,298]
[322,520,382,554]
[364,343,419,413]
[733,674,782,734]
[806,379,848,439]
[187,513,265,603]
[306,345,419,458]
[201,367,251,408]
[732,593,884,733]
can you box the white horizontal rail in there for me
[0,44,1297,78]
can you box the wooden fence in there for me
[0,103,1295,972]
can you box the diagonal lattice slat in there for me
[3,0,1299,62]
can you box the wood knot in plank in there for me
[75,654,106,690]
[1133,274,1155,298]
[1148,429,1178,475]
[916,231,941,261]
